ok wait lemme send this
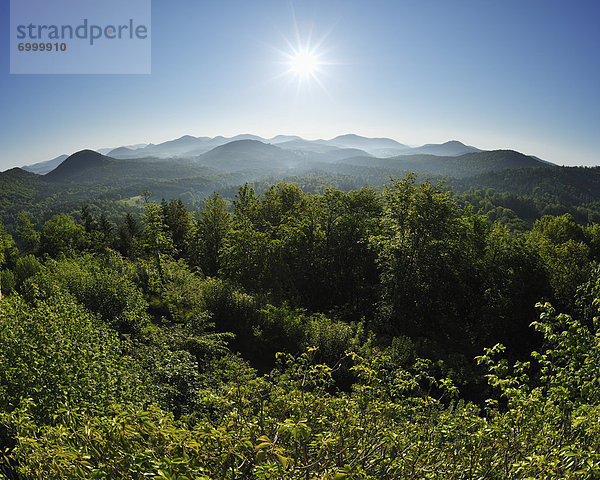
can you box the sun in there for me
[289,49,319,78]
[268,21,333,93]
[280,43,327,88]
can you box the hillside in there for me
[457,165,600,204]
[46,150,118,181]
[338,149,547,178]
[406,140,482,156]
[0,168,49,205]
[193,139,302,171]
[328,133,409,152]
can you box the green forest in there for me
[2,173,600,479]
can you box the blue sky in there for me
[1,0,599,169]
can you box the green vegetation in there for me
[2,173,600,478]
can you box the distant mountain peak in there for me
[331,133,404,144]
[210,139,280,152]
[108,146,135,155]
[73,148,104,157]
[332,134,362,140]
[406,141,482,157]
[61,149,104,160]
[46,149,115,180]
[421,140,469,147]
[163,135,200,145]
[327,134,408,155]
[269,135,303,144]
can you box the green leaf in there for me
[276,453,288,469]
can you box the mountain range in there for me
[20,134,517,175]
[104,133,482,160]
[4,133,600,233]
[23,140,547,186]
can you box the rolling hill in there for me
[192,139,302,171]
[327,134,409,154]
[45,150,118,181]
[337,149,547,178]
[405,140,482,157]
[455,165,600,204]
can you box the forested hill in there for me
[0,167,52,208]
[456,165,600,204]
[45,149,117,180]
[44,150,223,184]
[339,149,544,178]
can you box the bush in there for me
[0,294,146,423]
[25,254,149,334]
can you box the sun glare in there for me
[289,50,318,77]
[268,18,333,94]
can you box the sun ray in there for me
[259,11,339,97]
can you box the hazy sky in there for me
[1,0,599,170]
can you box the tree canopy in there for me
[2,175,600,478]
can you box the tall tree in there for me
[312,188,381,319]
[39,214,87,258]
[98,214,115,251]
[219,218,269,293]
[15,211,39,255]
[0,220,17,300]
[118,213,141,258]
[370,174,486,341]
[233,183,259,221]
[190,193,232,276]
[142,202,174,282]
[160,199,193,258]
[528,214,592,310]
[81,204,98,234]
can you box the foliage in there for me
[39,213,87,257]
[528,214,594,309]
[0,222,17,271]
[13,254,43,289]
[25,254,150,334]
[189,192,232,276]
[0,221,17,300]
[161,198,193,258]
[14,212,39,255]
[370,175,493,355]
[0,294,146,424]
[2,174,600,478]
[8,326,600,479]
